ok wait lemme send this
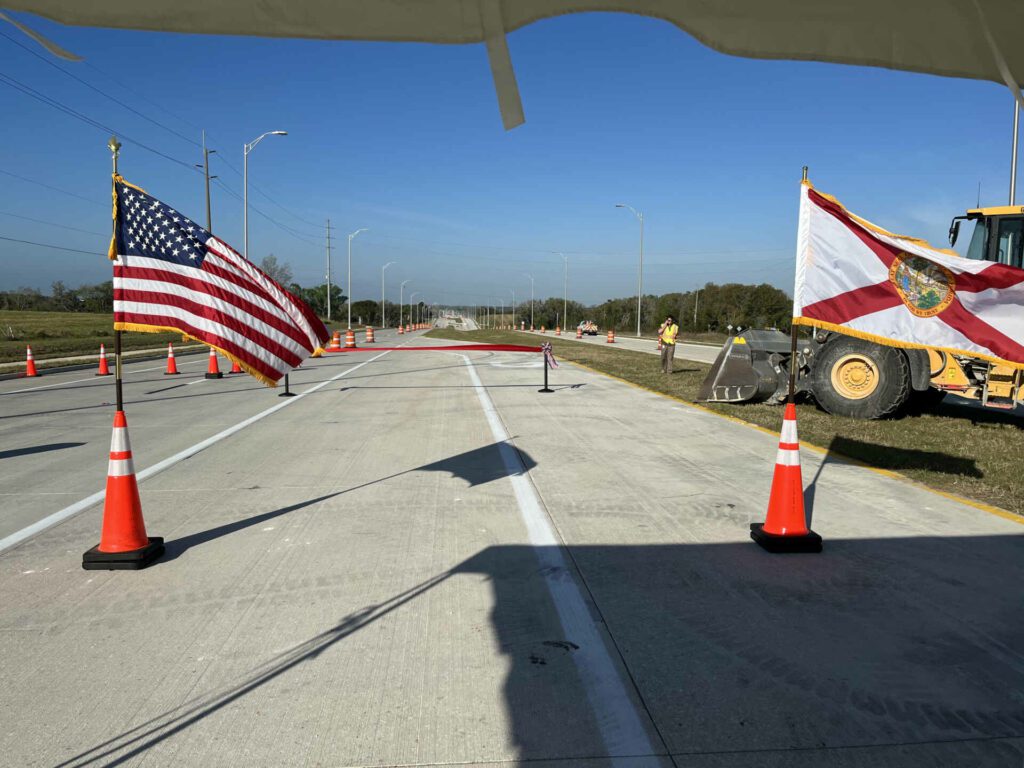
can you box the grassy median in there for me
[426,327,1024,517]
[1,310,188,365]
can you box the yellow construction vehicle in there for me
[698,204,1024,419]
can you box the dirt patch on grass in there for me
[427,327,1023,516]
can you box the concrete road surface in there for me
[517,327,722,364]
[1,324,1022,767]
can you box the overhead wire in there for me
[0,169,105,208]
[0,210,108,236]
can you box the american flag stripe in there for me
[110,177,328,386]
[114,303,295,377]
[113,287,306,365]
[113,264,312,348]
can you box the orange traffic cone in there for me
[96,344,112,376]
[398,324,405,335]
[82,410,164,569]
[555,326,561,336]
[540,326,546,333]
[345,329,357,348]
[607,329,615,343]
[576,327,582,339]
[164,343,180,375]
[329,331,342,352]
[750,403,822,553]
[229,359,243,374]
[204,347,223,379]
[24,345,39,377]
[406,324,412,333]
[658,337,663,351]
[365,326,376,343]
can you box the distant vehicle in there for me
[578,320,599,336]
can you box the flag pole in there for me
[109,135,123,412]
[788,165,808,404]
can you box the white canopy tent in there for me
[4,1,1023,131]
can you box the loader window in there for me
[995,217,1024,268]
[964,218,988,262]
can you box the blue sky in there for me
[0,10,1017,307]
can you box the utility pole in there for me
[559,253,567,330]
[326,219,333,322]
[196,130,216,231]
[693,288,700,328]
[1011,95,1020,205]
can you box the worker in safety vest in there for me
[658,315,679,373]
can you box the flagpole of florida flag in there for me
[787,165,809,404]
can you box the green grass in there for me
[427,327,1024,517]
[0,311,187,365]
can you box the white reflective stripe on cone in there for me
[775,447,801,467]
[110,427,131,453]
[780,419,798,443]
[108,458,136,477]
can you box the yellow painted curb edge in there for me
[565,359,1023,527]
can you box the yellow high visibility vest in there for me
[660,323,679,345]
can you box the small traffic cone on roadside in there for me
[658,337,663,351]
[24,346,39,377]
[406,324,412,333]
[83,410,164,570]
[576,327,582,339]
[555,326,561,336]
[345,329,357,348]
[607,329,615,343]
[204,347,223,379]
[365,326,376,343]
[398,324,405,335]
[164,343,180,375]
[329,331,342,352]
[229,359,243,374]
[750,403,822,553]
[540,326,546,333]
[96,344,112,376]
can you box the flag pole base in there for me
[750,523,822,553]
[204,372,223,380]
[538,387,554,393]
[278,391,297,397]
[82,537,165,570]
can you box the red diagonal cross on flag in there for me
[793,184,1024,367]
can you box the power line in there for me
[210,178,322,247]
[0,234,105,256]
[0,169,105,208]
[0,210,107,236]
[211,152,323,232]
[0,28,201,149]
[0,71,200,174]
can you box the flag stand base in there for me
[82,537,165,570]
[750,523,822,553]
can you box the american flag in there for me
[109,177,328,386]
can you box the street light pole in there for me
[400,280,410,328]
[243,130,287,260]
[325,219,333,322]
[381,261,394,328]
[347,228,368,329]
[410,292,420,328]
[615,203,644,336]
[524,273,534,328]
[558,253,567,330]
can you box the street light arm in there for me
[615,202,641,221]
[245,130,288,153]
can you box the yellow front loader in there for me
[698,205,1024,419]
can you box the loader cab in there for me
[949,206,1024,268]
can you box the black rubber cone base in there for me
[82,537,164,570]
[164,371,180,376]
[750,523,822,553]
[205,372,223,379]
[96,372,112,377]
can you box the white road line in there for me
[1,359,204,395]
[0,349,395,555]
[461,353,657,765]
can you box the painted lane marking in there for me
[0,348,395,554]
[460,352,658,765]
[0,359,205,395]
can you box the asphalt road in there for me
[517,327,722,364]
[1,324,1022,767]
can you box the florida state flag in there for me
[793,182,1024,367]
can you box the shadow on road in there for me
[58,534,1024,767]
[0,441,85,460]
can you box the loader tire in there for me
[811,337,911,419]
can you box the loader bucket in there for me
[697,330,792,404]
